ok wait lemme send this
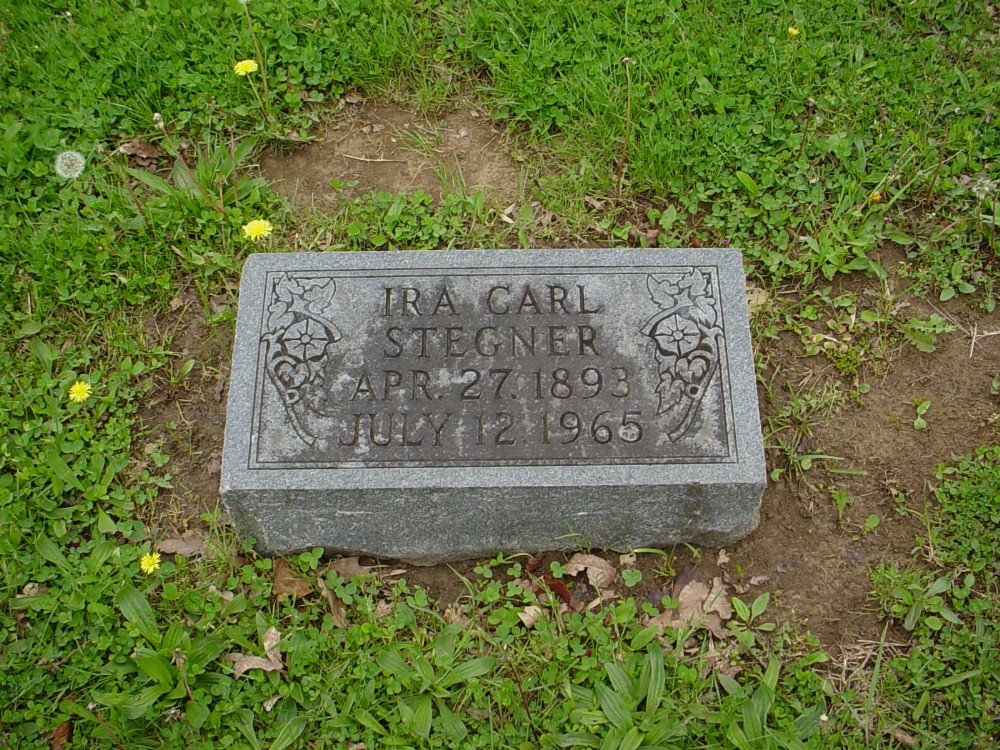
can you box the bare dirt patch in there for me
[138,286,232,539]
[260,102,522,208]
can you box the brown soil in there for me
[260,102,521,208]
[139,103,1000,652]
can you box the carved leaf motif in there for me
[688,295,717,329]
[647,274,678,311]
[261,273,343,447]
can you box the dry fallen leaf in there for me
[117,136,165,160]
[702,643,743,679]
[226,626,283,678]
[374,600,394,620]
[328,556,373,578]
[524,554,544,574]
[208,585,235,603]
[716,549,730,567]
[648,577,732,639]
[565,553,618,590]
[619,553,637,567]
[889,728,917,748]
[704,577,733,620]
[262,694,282,712]
[746,285,768,313]
[541,574,575,607]
[518,605,544,628]
[22,582,48,597]
[157,530,204,558]
[444,603,469,624]
[318,582,349,627]
[50,719,72,750]
[273,559,314,600]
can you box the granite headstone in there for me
[221,249,765,563]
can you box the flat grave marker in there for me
[221,249,765,563]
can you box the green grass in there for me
[866,448,999,749]
[1,0,998,746]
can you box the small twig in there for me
[339,153,407,163]
[969,325,1000,359]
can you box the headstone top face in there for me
[222,249,765,562]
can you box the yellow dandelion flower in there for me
[68,380,93,404]
[868,191,884,203]
[140,551,161,575]
[787,26,801,36]
[233,59,259,76]
[242,218,273,242]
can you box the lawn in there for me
[0,1,997,748]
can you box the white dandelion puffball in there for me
[54,150,86,179]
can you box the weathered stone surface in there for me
[221,249,765,563]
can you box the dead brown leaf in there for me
[444,603,469,624]
[565,553,618,590]
[208,585,235,603]
[273,559,314,600]
[889,728,917,747]
[226,626,283,678]
[374,600,394,619]
[262,694,282,712]
[648,577,732,639]
[22,582,49,597]
[318,582,349,627]
[524,554,544,574]
[328,556,373,577]
[541,574,575,607]
[702,643,743,679]
[704,577,733,620]
[518,605,544,628]
[117,136,165,160]
[157,530,204,558]
[671,564,697,598]
[716,549,730,567]
[50,719,72,750]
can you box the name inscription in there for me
[250,267,735,468]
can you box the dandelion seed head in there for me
[54,150,86,179]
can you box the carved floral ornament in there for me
[642,270,723,441]
[262,273,342,446]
